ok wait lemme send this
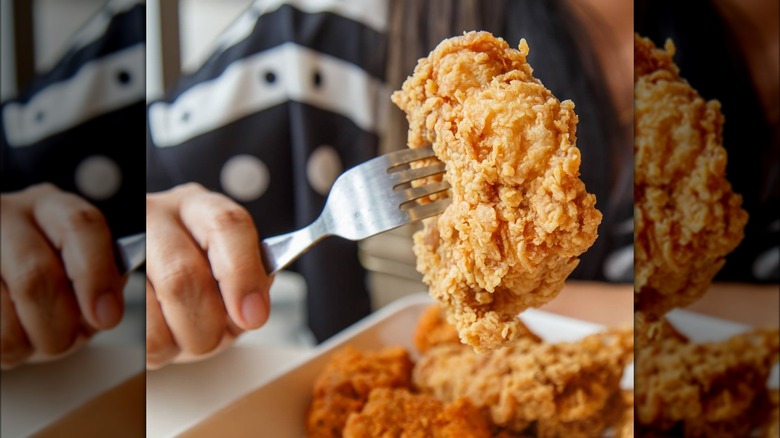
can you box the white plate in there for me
[178,294,778,437]
[667,309,779,389]
[178,293,632,438]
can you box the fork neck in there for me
[261,216,329,275]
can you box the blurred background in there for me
[0,0,638,357]
[143,0,635,352]
[1,1,145,436]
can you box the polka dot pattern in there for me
[220,154,270,202]
[74,155,122,201]
[306,145,342,196]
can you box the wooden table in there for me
[540,281,779,328]
[540,281,633,327]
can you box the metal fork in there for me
[261,146,450,274]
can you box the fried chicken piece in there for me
[306,346,414,438]
[342,388,491,438]
[682,390,771,438]
[762,390,779,438]
[634,34,748,322]
[413,328,633,434]
[535,389,627,438]
[413,304,462,353]
[635,312,689,349]
[414,303,541,353]
[392,31,602,352]
[615,390,635,438]
[635,326,779,436]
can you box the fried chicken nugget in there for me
[615,390,635,438]
[413,304,462,354]
[763,390,779,438]
[342,388,491,438]
[392,31,602,352]
[414,303,541,353]
[634,34,748,321]
[306,346,413,438]
[413,328,633,434]
[535,389,627,438]
[635,327,779,436]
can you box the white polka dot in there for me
[74,155,122,201]
[752,246,779,280]
[307,145,342,196]
[603,245,634,282]
[220,154,270,202]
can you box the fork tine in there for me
[385,146,436,167]
[398,181,450,202]
[391,162,446,185]
[406,197,452,222]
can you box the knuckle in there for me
[146,333,178,368]
[205,206,253,233]
[39,330,78,355]
[186,328,224,356]
[154,262,204,304]
[176,182,205,195]
[1,334,33,367]
[26,182,58,196]
[61,204,105,233]
[7,261,62,305]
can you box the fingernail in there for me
[95,293,121,328]
[241,292,267,328]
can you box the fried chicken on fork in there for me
[392,31,602,353]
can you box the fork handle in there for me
[261,219,328,275]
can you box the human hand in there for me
[1,183,125,369]
[145,183,271,369]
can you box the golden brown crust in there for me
[535,389,627,438]
[413,303,541,353]
[342,388,492,438]
[633,34,748,321]
[635,326,779,435]
[306,346,414,438]
[392,31,601,352]
[762,390,779,438]
[412,328,633,433]
[413,304,463,353]
[614,390,635,438]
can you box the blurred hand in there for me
[1,183,125,369]
[146,183,272,369]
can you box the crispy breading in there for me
[635,312,689,349]
[412,328,633,433]
[392,31,602,352]
[635,326,779,436]
[413,304,541,353]
[342,388,491,438]
[762,390,779,438]
[306,346,413,438]
[633,34,748,321]
[535,389,627,438]
[615,390,635,438]
[413,304,462,353]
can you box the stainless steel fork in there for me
[261,146,450,274]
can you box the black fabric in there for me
[1,3,145,239]
[3,103,146,237]
[503,0,631,281]
[163,4,387,100]
[636,0,779,283]
[12,4,145,103]
[147,5,382,341]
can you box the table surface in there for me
[539,281,779,327]
[4,280,776,438]
[146,281,777,437]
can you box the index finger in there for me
[179,191,271,330]
[33,190,125,330]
